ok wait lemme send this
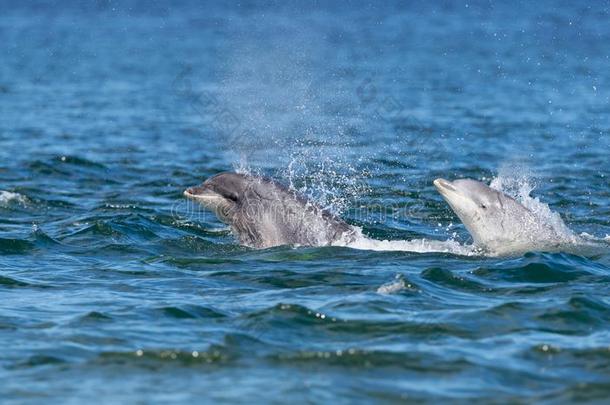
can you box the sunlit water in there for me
[1,1,610,403]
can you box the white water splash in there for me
[490,174,577,243]
[486,173,608,256]
[335,226,477,256]
[377,276,407,295]
[0,190,27,206]
[281,148,370,216]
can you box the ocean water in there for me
[1,1,610,402]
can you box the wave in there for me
[0,237,34,254]
[0,275,31,288]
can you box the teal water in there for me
[1,1,610,403]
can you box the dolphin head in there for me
[433,178,539,250]
[184,172,252,224]
[184,172,301,247]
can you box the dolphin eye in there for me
[480,204,487,209]
[225,193,239,202]
[215,186,238,202]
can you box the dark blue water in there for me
[1,1,610,402]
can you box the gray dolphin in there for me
[184,172,354,248]
[433,177,573,254]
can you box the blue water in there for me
[1,1,610,402]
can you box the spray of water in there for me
[490,171,577,243]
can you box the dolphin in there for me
[433,178,572,255]
[184,172,355,248]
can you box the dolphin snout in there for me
[433,178,456,192]
[184,185,208,197]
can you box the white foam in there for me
[334,226,477,256]
[0,191,27,206]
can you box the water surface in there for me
[1,1,610,403]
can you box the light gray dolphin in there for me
[184,172,355,248]
[433,178,571,255]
